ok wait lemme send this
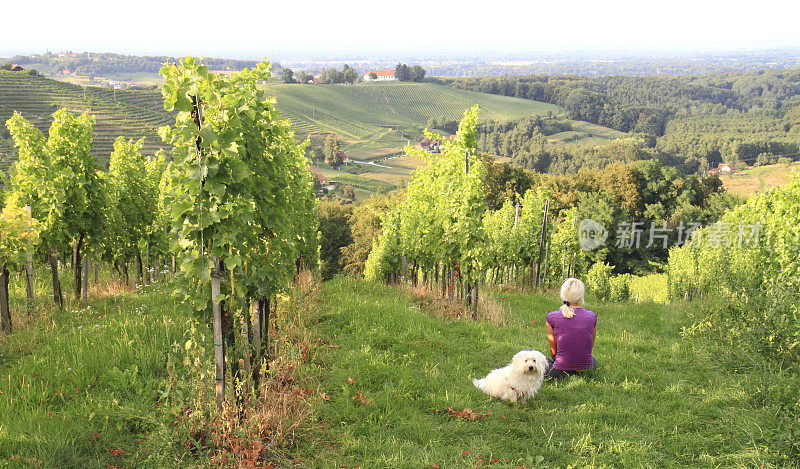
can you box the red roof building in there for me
[363,70,396,82]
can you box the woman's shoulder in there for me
[580,308,597,319]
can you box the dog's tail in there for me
[472,378,485,390]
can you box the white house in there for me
[363,70,396,82]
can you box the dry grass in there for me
[403,282,509,326]
[721,163,799,197]
[386,154,425,170]
[175,269,324,468]
[359,170,409,186]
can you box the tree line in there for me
[439,68,800,136]
[6,53,263,77]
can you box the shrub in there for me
[586,261,613,301]
[609,274,631,302]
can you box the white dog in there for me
[473,350,547,403]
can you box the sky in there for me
[3,0,800,59]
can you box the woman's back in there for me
[546,307,596,371]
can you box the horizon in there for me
[3,0,800,61]
[4,46,800,65]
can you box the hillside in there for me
[0,74,626,192]
[260,81,564,160]
[3,273,795,466]
[1,73,617,179]
[0,70,173,172]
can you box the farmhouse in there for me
[363,70,396,82]
[708,162,736,176]
[9,64,24,72]
[718,162,734,173]
[418,137,442,152]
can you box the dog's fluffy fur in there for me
[473,350,547,403]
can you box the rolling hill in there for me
[0,70,173,172]
[259,81,564,160]
[1,73,625,196]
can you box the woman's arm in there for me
[546,322,557,359]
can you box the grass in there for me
[302,277,795,467]
[0,268,187,467]
[548,122,627,147]
[1,268,796,466]
[311,165,397,196]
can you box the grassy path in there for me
[304,278,790,467]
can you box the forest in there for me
[442,69,800,174]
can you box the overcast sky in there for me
[3,0,800,59]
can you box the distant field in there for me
[311,165,397,199]
[0,72,628,198]
[262,82,563,161]
[549,121,627,146]
[720,162,800,197]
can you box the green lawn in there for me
[303,278,794,467]
[3,271,793,466]
[0,271,186,467]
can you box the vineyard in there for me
[259,81,564,160]
[365,107,587,309]
[0,73,623,194]
[667,171,800,361]
[0,58,320,464]
[2,58,799,466]
[0,70,173,171]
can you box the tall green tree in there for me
[318,199,353,280]
[395,63,410,81]
[324,134,343,166]
[410,65,426,82]
[281,68,294,84]
[342,64,358,84]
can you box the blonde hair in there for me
[559,278,585,318]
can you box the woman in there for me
[544,278,597,379]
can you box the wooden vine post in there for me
[50,247,63,309]
[190,93,227,411]
[0,232,10,332]
[535,199,550,286]
[464,150,473,308]
[82,255,89,301]
[512,202,520,283]
[211,256,225,411]
[24,205,35,312]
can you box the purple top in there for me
[546,307,597,371]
